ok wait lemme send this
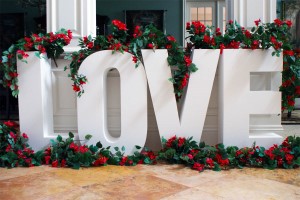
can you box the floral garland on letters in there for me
[0,29,72,97]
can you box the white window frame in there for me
[184,0,226,45]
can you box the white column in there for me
[47,0,96,52]
[226,0,277,28]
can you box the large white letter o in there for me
[77,50,148,155]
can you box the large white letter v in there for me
[142,49,219,144]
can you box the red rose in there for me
[228,40,240,49]
[133,26,142,38]
[9,72,18,78]
[254,19,261,26]
[283,50,294,56]
[128,160,133,165]
[132,56,138,63]
[265,149,275,160]
[9,131,16,139]
[4,121,16,127]
[67,30,73,39]
[206,158,214,167]
[83,36,88,43]
[167,36,176,42]
[178,137,186,147]
[203,35,211,44]
[285,154,294,164]
[274,18,282,26]
[38,45,46,53]
[5,144,12,152]
[44,156,51,165]
[138,160,144,164]
[192,162,204,171]
[295,86,300,95]
[72,85,81,92]
[99,156,109,165]
[285,20,292,27]
[186,22,191,29]
[44,147,51,156]
[79,80,86,85]
[79,145,89,153]
[22,133,29,139]
[166,136,177,147]
[288,99,295,107]
[61,159,67,167]
[119,156,128,166]
[277,157,283,167]
[251,40,259,49]
[52,160,58,167]
[184,56,192,66]
[244,30,252,38]
[87,42,94,49]
[148,152,156,160]
[112,20,127,31]
[220,43,225,54]
[148,43,154,49]
[228,20,233,24]
[69,142,79,152]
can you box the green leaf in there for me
[85,134,92,140]
[137,39,143,47]
[96,141,102,148]
[72,163,81,170]
[144,157,151,164]
[2,56,8,63]
[135,145,141,150]
[114,147,119,151]
[295,157,300,165]
[8,45,15,53]
[121,146,125,152]
[57,135,63,142]
[161,137,167,144]
[50,139,56,146]
[35,51,41,58]
[69,132,74,138]
[213,164,221,171]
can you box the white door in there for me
[185,0,226,35]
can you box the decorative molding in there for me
[226,0,276,28]
[47,0,96,52]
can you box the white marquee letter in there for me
[77,51,148,155]
[219,49,283,147]
[142,49,219,144]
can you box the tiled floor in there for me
[0,164,299,200]
[0,121,299,199]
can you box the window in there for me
[185,0,226,34]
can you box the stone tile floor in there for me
[0,164,299,200]
[0,119,300,199]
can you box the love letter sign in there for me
[18,49,283,154]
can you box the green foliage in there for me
[0,121,37,168]
[158,135,300,172]
[186,19,300,112]
[1,121,299,172]
[0,29,72,97]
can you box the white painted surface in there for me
[226,0,276,28]
[47,0,96,52]
[18,50,284,151]
[51,59,78,133]
[17,52,54,151]
[142,49,219,144]
[77,51,148,155]
[219,49,283,148]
